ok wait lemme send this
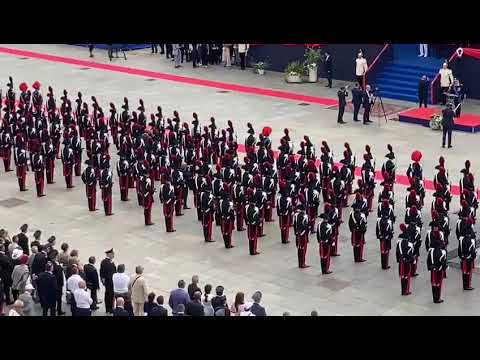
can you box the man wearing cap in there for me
[99,156,114,216]
[200,184,215,242]
[442,103,455,148]
[100,249,116,314]
[245,189,261,255]
[81,159,97,211]
[348,206,368,263]
[159,175,175,231]
[37,261,58,316]
[396,224,414,295]
[317,212,334,274]
[14,140,28,192]
[142,174,155,226]
[31,81,43,114]
[31,145,46,197]
[294,200,310,268]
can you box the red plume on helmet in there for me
[409,189,417,197]
[279,179,287,190]
[324,202,332,211]
[435,183,442,191]
[399,223,407,232]
[308,172,315,181]
[439,156,445,166]
[307,160,316,172]
[431,209,439,219]
[462,199,469,208]
[19,82,28,92]
[32,81,41,90]
[411,150,422,162]
[435,197,444,206]
[355,192,362,200]
[246,187,255,199]
[467,217,474,225]
[410,205,418,216]
[222,182,230,192]
[262,126,272,137]
[254,174,262,186]
[332,165,339,173]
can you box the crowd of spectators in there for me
[1,223,320,316]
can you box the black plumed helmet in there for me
[387,144,392,152]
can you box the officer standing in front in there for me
[337,86,348,124]
[351,83,362,122]
[442,103,455,149]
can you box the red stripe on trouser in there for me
[163,203,175,231]
[319,242,331,273]
[202,212,213,241]
[331,226,339,255]
[431,269,444,302]
[297,234,308,267]
[461,259,474,289]
[35,171,44,196]
[86,185,96,211]
[119,176,129,201]
[279,215,290,243]
[399,260,412,294]
[144,195,153,225]
[175,188,183,216]
[235,203,245,230]
[102,188,113,215]
[221,218,234,247]
[46,160,54,183]
[247,225,258,254]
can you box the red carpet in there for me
[398,107,480,133]
[237,144,461,196]
[0,47,338,107]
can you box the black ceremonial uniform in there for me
[99,256,116,314]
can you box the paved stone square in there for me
[1,44,479,316]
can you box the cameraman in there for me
[337,86,348,124]
[362,85,374,125]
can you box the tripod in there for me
[371,91,388,124]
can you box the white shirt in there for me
[355,57,368,76]
[8,309,21,316]
[439,68,453,87]
[66,274,83,292]
[73,288,93,309]
[113,273,130,293]
[237,44,249,53]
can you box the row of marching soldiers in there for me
[0,78,116,215]
[396,153,478,303]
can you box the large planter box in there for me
[308,66,318,82]
[286,73,302,83]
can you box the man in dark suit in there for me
[112,297,130,316]
[16,224,29,256]
[150,295,168,316]
[0,245,13,305]
[37,262,57,316]
[362,85,374,125]
[187,275,201,300]
[168,279,190,314]
[48,250,65,315]
[351,83,363,122]
[250,291,267,316]
[337,86,348,124]
[324,51,333,88]
[211,285,227,311]
[442,103,455,148]
[185,291,205,316]
[418,75,429,108]
[31,245,48,277]
[84,256,100,310]
[100,248,116,314]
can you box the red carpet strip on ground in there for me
[0,47,338,107]
[236,144,461,196]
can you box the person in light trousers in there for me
[173,44,182,68]
[223,44,232,67]
[129,265,148,316]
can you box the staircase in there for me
[373,45,444,103]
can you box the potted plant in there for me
[253,60,269,75]
[285,61,305,83]
[304,48,322,83]
[430,113,443,130]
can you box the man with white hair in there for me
[129,265,148,316]
[73,280,93,316]
[66,265,83,315]
[8,300,24,316]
